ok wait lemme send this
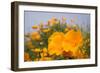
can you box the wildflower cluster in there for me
[24,17,90,61]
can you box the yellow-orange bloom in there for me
[26,41,34,49]
[66,24,71,30]
[40,52,48,57]
[48,17,59,26]
[42,47,48,53]
[40,48,48,57]
[30,32,41,41]
[64,28,69,32]
[34,48,41,52]
[48,29,83,57]
[32,25,38,29]
[62,29,83,56]
[24,52,31,61]
[73,25,77,28]
[48,32,64,55]
[42,28,50,33]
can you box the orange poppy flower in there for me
[30,32,41,41]
[48,32,64,55]
[62,29,83,56]
[24,52,31,61]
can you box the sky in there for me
[24,11,90,34]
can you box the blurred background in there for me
[25,11,90,34]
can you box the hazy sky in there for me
[24,11,90,33]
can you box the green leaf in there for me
[28,50,36,60]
